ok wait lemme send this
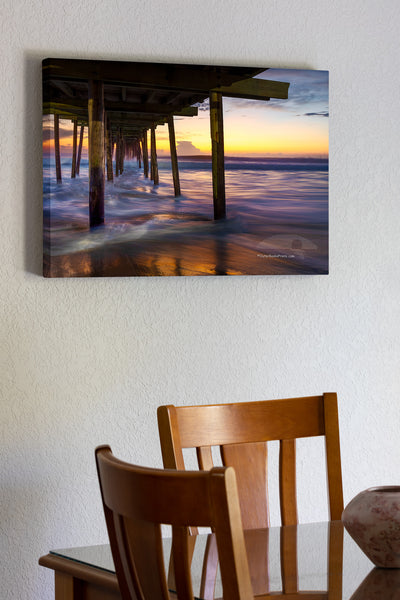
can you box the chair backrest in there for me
[95,445,254,600]
[157,393,343,528]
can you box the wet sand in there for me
[44,232,327,277]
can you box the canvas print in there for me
[43,58,329,277]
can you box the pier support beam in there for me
[76,125,84,175]
[150,125,159,185]
[119,130,125,174]
[88,79,105,227]
[115,131,120,177]
[210,91,226,219]
[168,115,181,196]
[115,129,124,175]
[54,114,62,183]
[142,131,149,178]
[71,118,77,178]
[105,116,113,181]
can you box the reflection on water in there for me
[43,157,328,277]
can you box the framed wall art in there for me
[43,58,329,277]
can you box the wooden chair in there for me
[158,394,343,599]
[95,445,254,600]
[157,393,343,529]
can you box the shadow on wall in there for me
[24,53,44,276]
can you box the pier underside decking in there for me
[43,58,289,232]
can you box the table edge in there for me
[39,553,120,592]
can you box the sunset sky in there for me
[43,68,328,160]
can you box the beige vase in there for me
[342,486,400,568]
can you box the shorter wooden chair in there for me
[95,445,254,600]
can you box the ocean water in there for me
[43,156,328,277]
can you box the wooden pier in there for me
[43,58,289,226]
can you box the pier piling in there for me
[105,116,113,181]
[54,114,62,183]
[115,131,120,177]
[88,79,105,227]
[76,125,84,175]
[168,115,181,197]
[210,91,226,219]
[150,125,159,185]
[142,131,149,178]
[71,118,77,178]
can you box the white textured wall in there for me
[1,1,400,598]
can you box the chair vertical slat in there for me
[279,439,298,526]
[221,442,269,529]
[197,446,214,470]
[280,525,298,594]
[168,533,198,598]
[196,450,219,598]
[243,528,270,595]
[193,446,214,536]
[209,467,254,600]
[172,525,195,600]
[323,393,344,520]
[327,521,344,600]
[113,516,140,600]
[123,518,169,600]
[158,405,186,470]
[95,475,135,599]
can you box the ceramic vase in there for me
[349,567,400,599]
[342,486,400,568]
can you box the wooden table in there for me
[39,521,399,599]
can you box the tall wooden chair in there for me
[157,393,343,529]
[95,445,254,600]
[158,394,343,599]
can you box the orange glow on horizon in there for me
[43,107,328,160]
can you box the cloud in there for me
[302,111,329,118]
[255,68,329,113]
[223,97,272,112]
[176,140,204,155]
[193,99,209,111]
[154,131,169,141]
[59,127,73,139]
[42,126,73,141]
